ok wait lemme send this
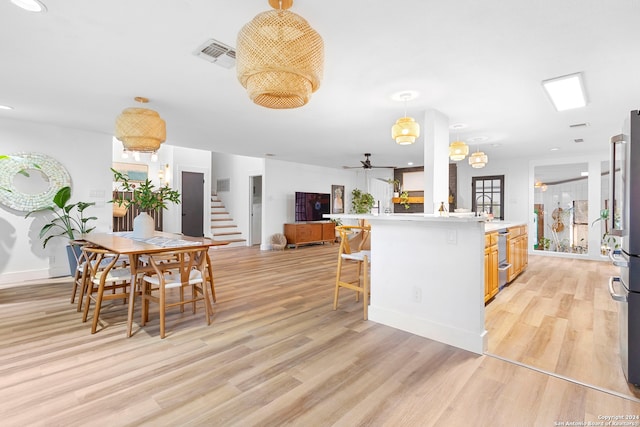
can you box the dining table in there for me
[81,231,229,337]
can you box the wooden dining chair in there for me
[333,225,371,320]
[81,247,133,333]
[140,249,212,338]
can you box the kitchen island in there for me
[328,213,488,354]
[327,213,528,354]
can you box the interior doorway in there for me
[250,175,262,246]
[181,171,204,237]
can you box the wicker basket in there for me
[112,203,128,218]
[271,233,287,250]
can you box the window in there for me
[472,175,504,220]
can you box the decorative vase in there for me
[133,211,155,238]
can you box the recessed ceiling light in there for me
[391,90,419,102]
[449,123,467,130]
[407,162,414,166]
[542,72,587,111]
[0,105,14,110]
[11,0,47,12]
[581,171,589,177]
[467,136,488,143]
[550,147,560,151]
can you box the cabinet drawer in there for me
[485,232,498,248]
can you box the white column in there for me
[423,109,450,214]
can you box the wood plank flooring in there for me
[486,254,640,400]
[1,245,639,426]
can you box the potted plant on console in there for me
[111,168,181,238]
[25,185,97,275]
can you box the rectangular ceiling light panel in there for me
[542,72,587,111]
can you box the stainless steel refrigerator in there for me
[609,109,640,386]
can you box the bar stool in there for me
[333,225,371,320]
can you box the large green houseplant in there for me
[351,188,375,214]
[111,168,181,238]
[25,185,97,275]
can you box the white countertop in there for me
[325,213,485,223]
[325,213,525,232]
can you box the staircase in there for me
[210,193,247,247]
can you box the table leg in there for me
[126,254,138,337]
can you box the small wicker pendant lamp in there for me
[469,147,488,168]
[236,0,324,109]
[391,92,420,145]
[114,97,166,152]
[449,140,469,161]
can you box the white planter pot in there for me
[133,211,155,238]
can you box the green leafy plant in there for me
[350,188,375,214]
[386,178,401,193]
[111,168,181,212]
[25,186,96,248]
[399,191,410,210]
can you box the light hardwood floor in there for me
[1,245,639,426]
[486,253,640,400]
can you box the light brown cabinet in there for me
[507,225,528,283]
[484,232,499,303]
[284,222,335,248]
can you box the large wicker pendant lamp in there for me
[114,97,166,152]
[236,0,324,109]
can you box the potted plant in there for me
[386,178,401,198]
[25,185,97,275]
[399,191,411,210]
[591,209,620,254]
[350,188,375,214]
[111,168,181,238]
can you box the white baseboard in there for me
[368,305,486,355]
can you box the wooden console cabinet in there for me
[284,222,335,248]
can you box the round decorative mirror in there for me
[0,152,71,211]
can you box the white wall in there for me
[456,156,530,223]
[263,158,362,249]
[0,118,113,283]
[211,152,265,243]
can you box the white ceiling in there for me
[1,0,638,171]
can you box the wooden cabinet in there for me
[507,225,528,283]
[485,232,499,303]
[284,222,335,248]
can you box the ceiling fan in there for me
[343,153,395,169]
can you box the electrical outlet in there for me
[447,229,457,244]
[412,286,422,303]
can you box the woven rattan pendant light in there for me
[114,97,166,152]
[236,0,324,109]
[469,147,488,168]
[449,140,469,161]
[391,92,420,145]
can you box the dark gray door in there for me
[181,171,204,237]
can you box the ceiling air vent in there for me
[574,138,584,143]
[569,122,589,128]
[194,39,236,69]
